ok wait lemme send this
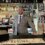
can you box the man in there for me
[12,6,36,36]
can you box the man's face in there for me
[18,7,24,15]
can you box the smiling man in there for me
[12,6,36,36]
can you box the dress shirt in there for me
[18,14,23,24]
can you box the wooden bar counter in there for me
[0,25,12,42]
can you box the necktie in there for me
[20,15,21,22]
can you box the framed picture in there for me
[38,3,44,11]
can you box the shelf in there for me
[0,25,12,28]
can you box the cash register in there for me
[0,18,9,42]
[2,18,9,25]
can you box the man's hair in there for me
[18,6,24,11]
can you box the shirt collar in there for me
[18,14,23,17]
